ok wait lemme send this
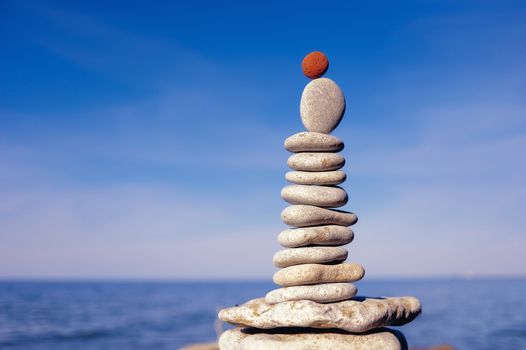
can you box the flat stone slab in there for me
[278,225,354,248]
[273,247,348,268]
[282,205,358,227]
[273,262,364,287]
[265,283,357,304]
[286,170,347,185]
[218,296,421,333]
[284,132,344,152]
[219,328,406,350]
[281,184,348,208]
[288,153,345,171]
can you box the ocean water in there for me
[0,279,525,350]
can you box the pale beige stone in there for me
[286,170,346,185]
[181,342,219,350]
[278,225,354,248]
[219,328,247,350]
[281,185,347,208]
[273,262,365,287]
[300,78,346,134]
[287,153,344,171]
[219,328,403,350]
[218,296,422,333]
[273,246,348,268]
[284,132,344,152]
[265,283,357,304]
[281,205,358,227]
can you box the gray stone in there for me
[300,78,346,134]
[219,328,403,350]
[273,262,365,287]
[287,153,344,171]
[281,185,347,208]
[286,170,346,185]
[218,296,422,333]
[273,246,348,268]
[284,132,344,152]
[265,283,357,304]
[278,225,354,248]
[281,205,358,227]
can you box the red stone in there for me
[302,51,329,79]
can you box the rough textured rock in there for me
[281,205,358,227]
[265,283,357,304]
[278,225,354,248]
[219,327,404,350]
[287,153,345,171]
[284,132,344,152]
[286,170,346,185]
[218,296,422,333]
[273,246,348,268]
[219,328,247,350]
[300,78,345,134]
[301,51,329,79]
[281,185,348,208]
[273,263,365,287]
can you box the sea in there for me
[0,279,525,350]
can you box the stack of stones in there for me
[218,52,422,350]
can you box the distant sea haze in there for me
[0,278,525,349]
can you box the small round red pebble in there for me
[302,51,329,79]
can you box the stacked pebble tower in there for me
[218,52,422,350]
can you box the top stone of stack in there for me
[301,51,329,79]
[300,51,346,134]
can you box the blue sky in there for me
[1,0,525,279]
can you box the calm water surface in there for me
[0,279,525,349]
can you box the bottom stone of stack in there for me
[219,327,407,350]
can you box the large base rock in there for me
[218,296,421,333]
[219,327,407,350]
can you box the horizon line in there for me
[1,274,525,283]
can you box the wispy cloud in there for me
[9,1,217,86]
[0,182,282,278]
[347,92,526,277]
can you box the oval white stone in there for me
[300,78,346,134]
[219,327,403,350]
[288,153,345,171]
[284,132,344,152]
[286,170,346,185]
[265,283,357,304]
[273,246,348,268]
[281,205,358,227]
[281,185,348,208]
[278,225,354,248]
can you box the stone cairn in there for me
[218,52,422,349]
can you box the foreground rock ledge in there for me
[218,297,421,333]
[219,327,406,350]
